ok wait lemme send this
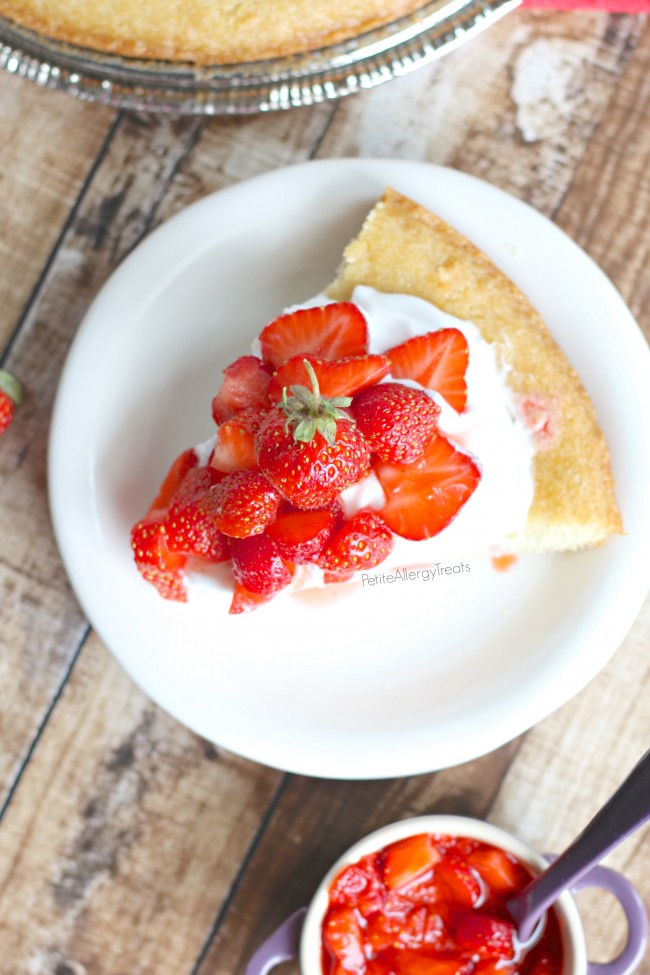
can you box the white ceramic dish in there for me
[48,159,650,779]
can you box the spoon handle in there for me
[509,748,650,941]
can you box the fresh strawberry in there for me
[259,303,369,369]
[374,434,481,541]
[0,370,22,436]
[211,355,272,424]
[351,383,441,463]
[453,915,515,960]
[387,329,469,412]
[435,856,482,907]
[147,448,200,517]
[210,469,282,538]
[257,360,371,509]
[229,582,274,614]
[268,353,390,401]
[210,407,266,473]
[467,848,526,894]
[266,507,336,563]
[323,908,367,975]
[317,510,393,583]
[130,517,187,601]
[230,535,292,596]
[164,467,231,561]
[380,835,441,892]
[329,856,384,915]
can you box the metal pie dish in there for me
[0,0,517,114]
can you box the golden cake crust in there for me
[327,188,622,553]
[0,0,428,63]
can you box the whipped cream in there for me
[199,287,535,596]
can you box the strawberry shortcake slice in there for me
[130,190,621,612]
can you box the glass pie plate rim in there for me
[0,0,518,114]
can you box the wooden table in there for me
[0,6,649,973]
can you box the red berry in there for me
[323,908,366,975]
[259,303,368,369]
[265,507,336,563]
[210,407,266,473]
[374,434,481,541]
[257,361,371,510]
[380,834,441,892]
[210,469,281,538]
[0,370,23,436]
[454,914,516,960]
[230,535,292,596]
[229,582,274,614]
[387,329,469,412]
[351,383,441,463]
[164,467,231,561]
[269,353,390,401]
[130,517,187,601]
[211,355,272,424]
[317,510,393,583]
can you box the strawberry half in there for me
[131,517,188,602]
[351,382,441,463]
[380,834,441,892]
[387,329,469,412]
[259,303,369,369]
[374,434,481,541]
[268,353,390,401]
[229,582,274,614]
[164,467,231,562]
[210,407,266,473]
[317,510,393,583]
[211,355,272,424]
[230,535,292,596]
[322,908,367,975]
[211,469,282,538]
[454,915,516,960]
[146,448,199,518]
[266,507,336,563]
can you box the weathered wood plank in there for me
[0,633,281,974]
[0,73,115,347]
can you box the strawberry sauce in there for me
[321,834,564,975]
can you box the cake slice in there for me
[326,188,622,553]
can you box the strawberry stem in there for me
[281,359,353,446]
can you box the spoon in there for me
[507,748,650,942]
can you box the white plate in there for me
[48,159,650,780]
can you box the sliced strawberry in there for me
[391,950,469,975]
[351,382,440,463]
[259,303,369,369]
[394,907,449,950]
[131,517,187,601]
[147,448,199,518]
[323,908,367,975]
[229,581,274,614]
[453,915,515,960]
[380,834,441,892]
[268,353,390,401]
[467,848,526,893]
[374,434,481,541]
[164,467,231,561]
[231,535,292,596]
[317,510,393,583]
[266,507,336,563]
[210,407,266,473]
[211,355,272,424]
[211,469,282,538]
[329,856,384,916]
[387,329,469,413]
[435,856,482,907]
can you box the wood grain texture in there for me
[0,5,648,974]
[0,74,115,347]
[0,634,280,974]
